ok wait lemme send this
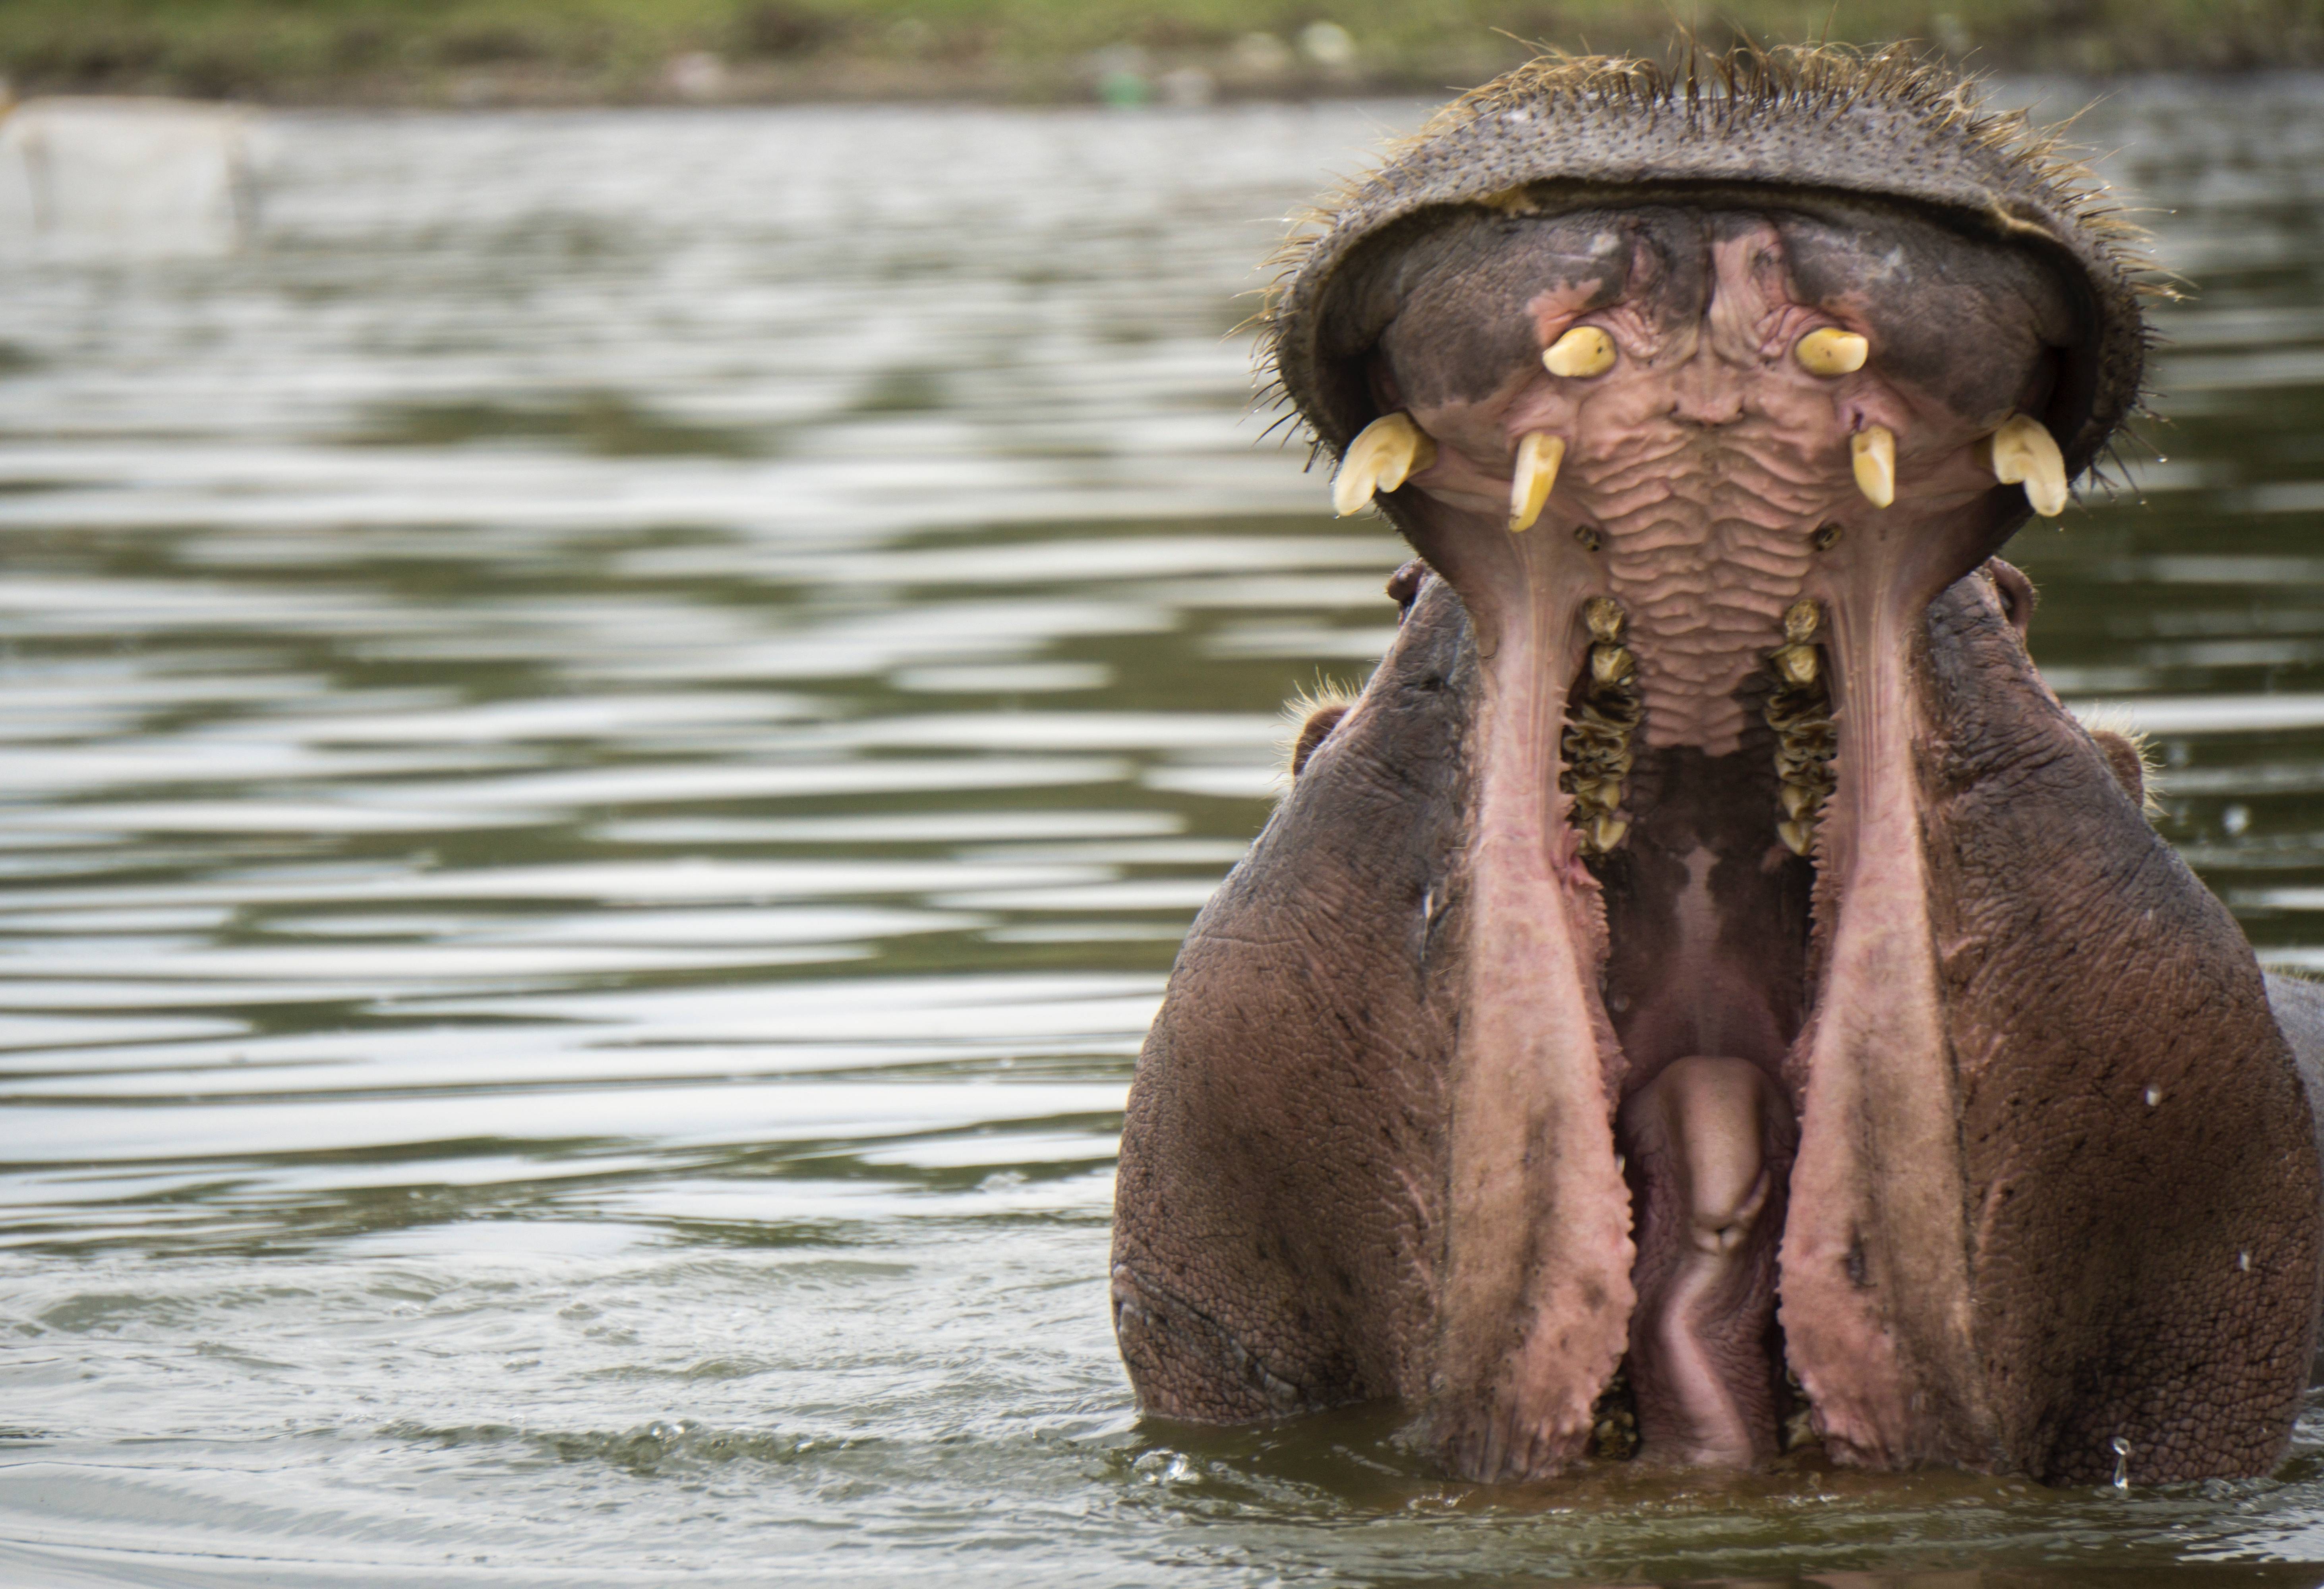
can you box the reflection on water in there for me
[0,83,2322,1588]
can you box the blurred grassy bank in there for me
[1,0,2318,107]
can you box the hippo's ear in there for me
[1282,681,1360,779]
[2073,706,2156,818]
[1387,559,1429,621]
[1985,558,2037,640]
[2082,716,2163,818]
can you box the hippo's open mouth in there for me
[1294,162,2110,1466]
[1114,47,2320,1490]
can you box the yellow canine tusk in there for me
[1794,327,1869,376]
[1850,424,1895,509]
[1330,412,1437,517]
[1507,431,1565,531]
[1987,413,2069,517]
[1542,325,1616,378]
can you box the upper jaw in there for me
[1345,202,2070,760]
[1267,50,2149,491]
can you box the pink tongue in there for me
[1617,1055,1796,1465]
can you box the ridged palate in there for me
[1582,451,1819,754]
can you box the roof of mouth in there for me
[1265,43,2150,482]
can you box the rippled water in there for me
[4,81,2324,1588]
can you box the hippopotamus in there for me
[1110,45,2324,1487]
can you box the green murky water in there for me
[2,81,2324,1588]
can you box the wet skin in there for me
[1112,54,2324,1488]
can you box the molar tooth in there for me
[1543,325,1616,379]
[1330,412,1436,517]
[1774,643,1818,688]
[1783,597,1821,644]
[1506,431,1565,532]
[1567,595,1640,856]
[1794,327,1869,376]
[1778,819,1814,856]
[1987,413,2069,517]
[1780,783,1818,821]
[1850,425,1896,509]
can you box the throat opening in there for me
[1582,633,1819,1465]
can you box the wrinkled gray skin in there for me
[2279,977,2324,1185]
[1112,50,2324,1488]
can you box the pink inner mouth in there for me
[1346,199,2072,1473]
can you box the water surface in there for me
[4,83,2324,1587]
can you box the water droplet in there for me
[2144,1086,2161,1107]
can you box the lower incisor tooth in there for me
[1851,425,1896,509]
[1987,413,2069,517]
[1330,412,1436,517]
[1507,431,1565,532]
[1794,327,1870,376]
[1543,325,1616,379]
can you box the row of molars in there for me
[1326,324,2074,860]
[1328,327,2071,526]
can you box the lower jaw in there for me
[1455,604,1848,1473]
